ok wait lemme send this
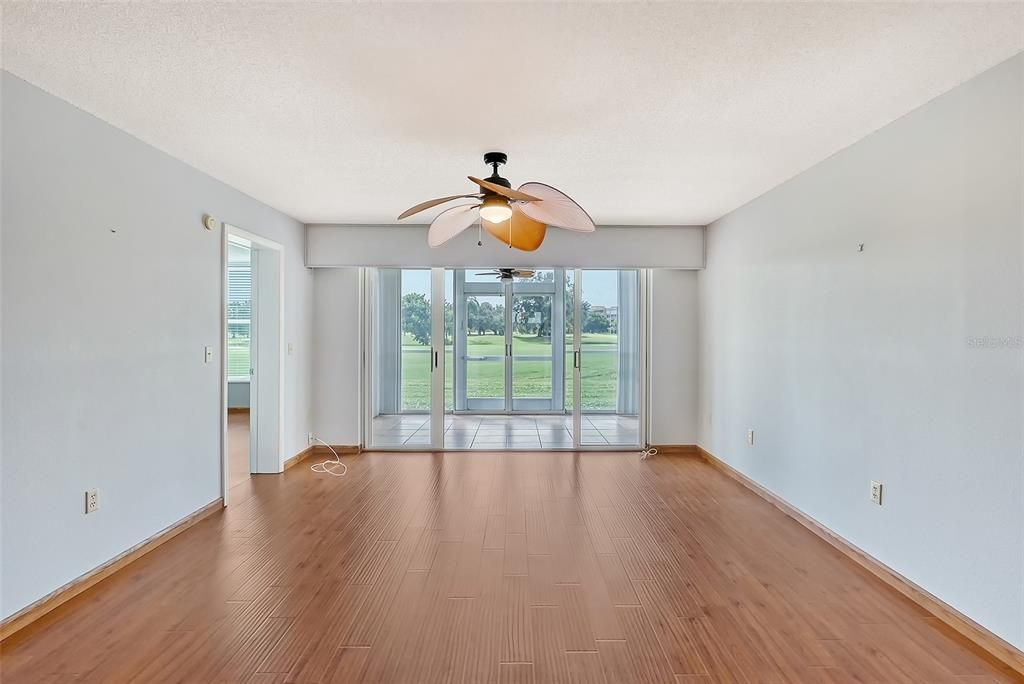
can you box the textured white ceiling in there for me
[3,2,1022,225]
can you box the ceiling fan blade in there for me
[399,193,481,220]
[483,205,547,252]
[427,204,480,248]
[515,182,595,232]
[516,270,536,278]
[475,271,499,276]
[468,176,541,202]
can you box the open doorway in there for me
[226,239,253,488]
[222,226,284,500]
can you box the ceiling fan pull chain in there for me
[477,215,483,246]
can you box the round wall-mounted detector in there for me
[203,215,219,231]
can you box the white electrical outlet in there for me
[204,345,213,364]
[85,489,100,514]
[747,429,755,446]
[870,481,884,506]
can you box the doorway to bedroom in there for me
[223,226,284,498]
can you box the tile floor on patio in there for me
[370,413,640,449]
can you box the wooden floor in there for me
[1,451,1017,683]
[228,410,251,490]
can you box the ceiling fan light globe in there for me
[480,206,512,223]
[479,196,512,224]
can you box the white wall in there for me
[699,54,1023,649]
[311,268,363,445]
[228,381,250,408]
[0,72,313,620]
[650,269,699,444]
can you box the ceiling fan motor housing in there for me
[483,151,512,188]
[483,151,508,167]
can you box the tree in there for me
[467,298,503,336]
[401,292,431,345]
[583,309,611,334]
[514,295,550,337]
[444,301,454,344]
[489,304,505,335]
[511,272,556,337]
[466,297,480,335]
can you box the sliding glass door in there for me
[453,269,564,413]
[366,267,644,450]
[573,269,642,446]
[460,293,506,411]
[367,268,436,448]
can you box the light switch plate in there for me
[747,429,755,446]
[204,345,213,364]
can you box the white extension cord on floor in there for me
[640,445,658,460]
[309,436,347,477]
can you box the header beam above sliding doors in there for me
[306,225,705,269]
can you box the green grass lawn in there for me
[400,333,619,410]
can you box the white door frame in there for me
[572,269,583,445]
[221,224,286,503]
[430,268,446,448]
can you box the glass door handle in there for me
[431,349,439,372]
[573,350,581,369]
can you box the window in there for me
[227,243,251,381]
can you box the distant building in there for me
[590,305,618,325]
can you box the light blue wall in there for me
[228,381,250,409]
[1,72,312,620]
[699,54,1024,648]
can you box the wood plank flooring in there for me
[228,411,251,491]
[1,451,1018,683]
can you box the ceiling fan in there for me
[397,152,596,252]
[475,268,535,283]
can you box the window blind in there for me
[227,262,252,380]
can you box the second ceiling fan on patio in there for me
[397,152,596,252]
[475,268,535,283]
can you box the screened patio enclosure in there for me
[366,268,643,449]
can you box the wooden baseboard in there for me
[227,407,250,415]
[650,444,699,456]
[696,446,1024,678]
[284,444,361,471]
[283,445,315,470]
[0,497,223,643]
